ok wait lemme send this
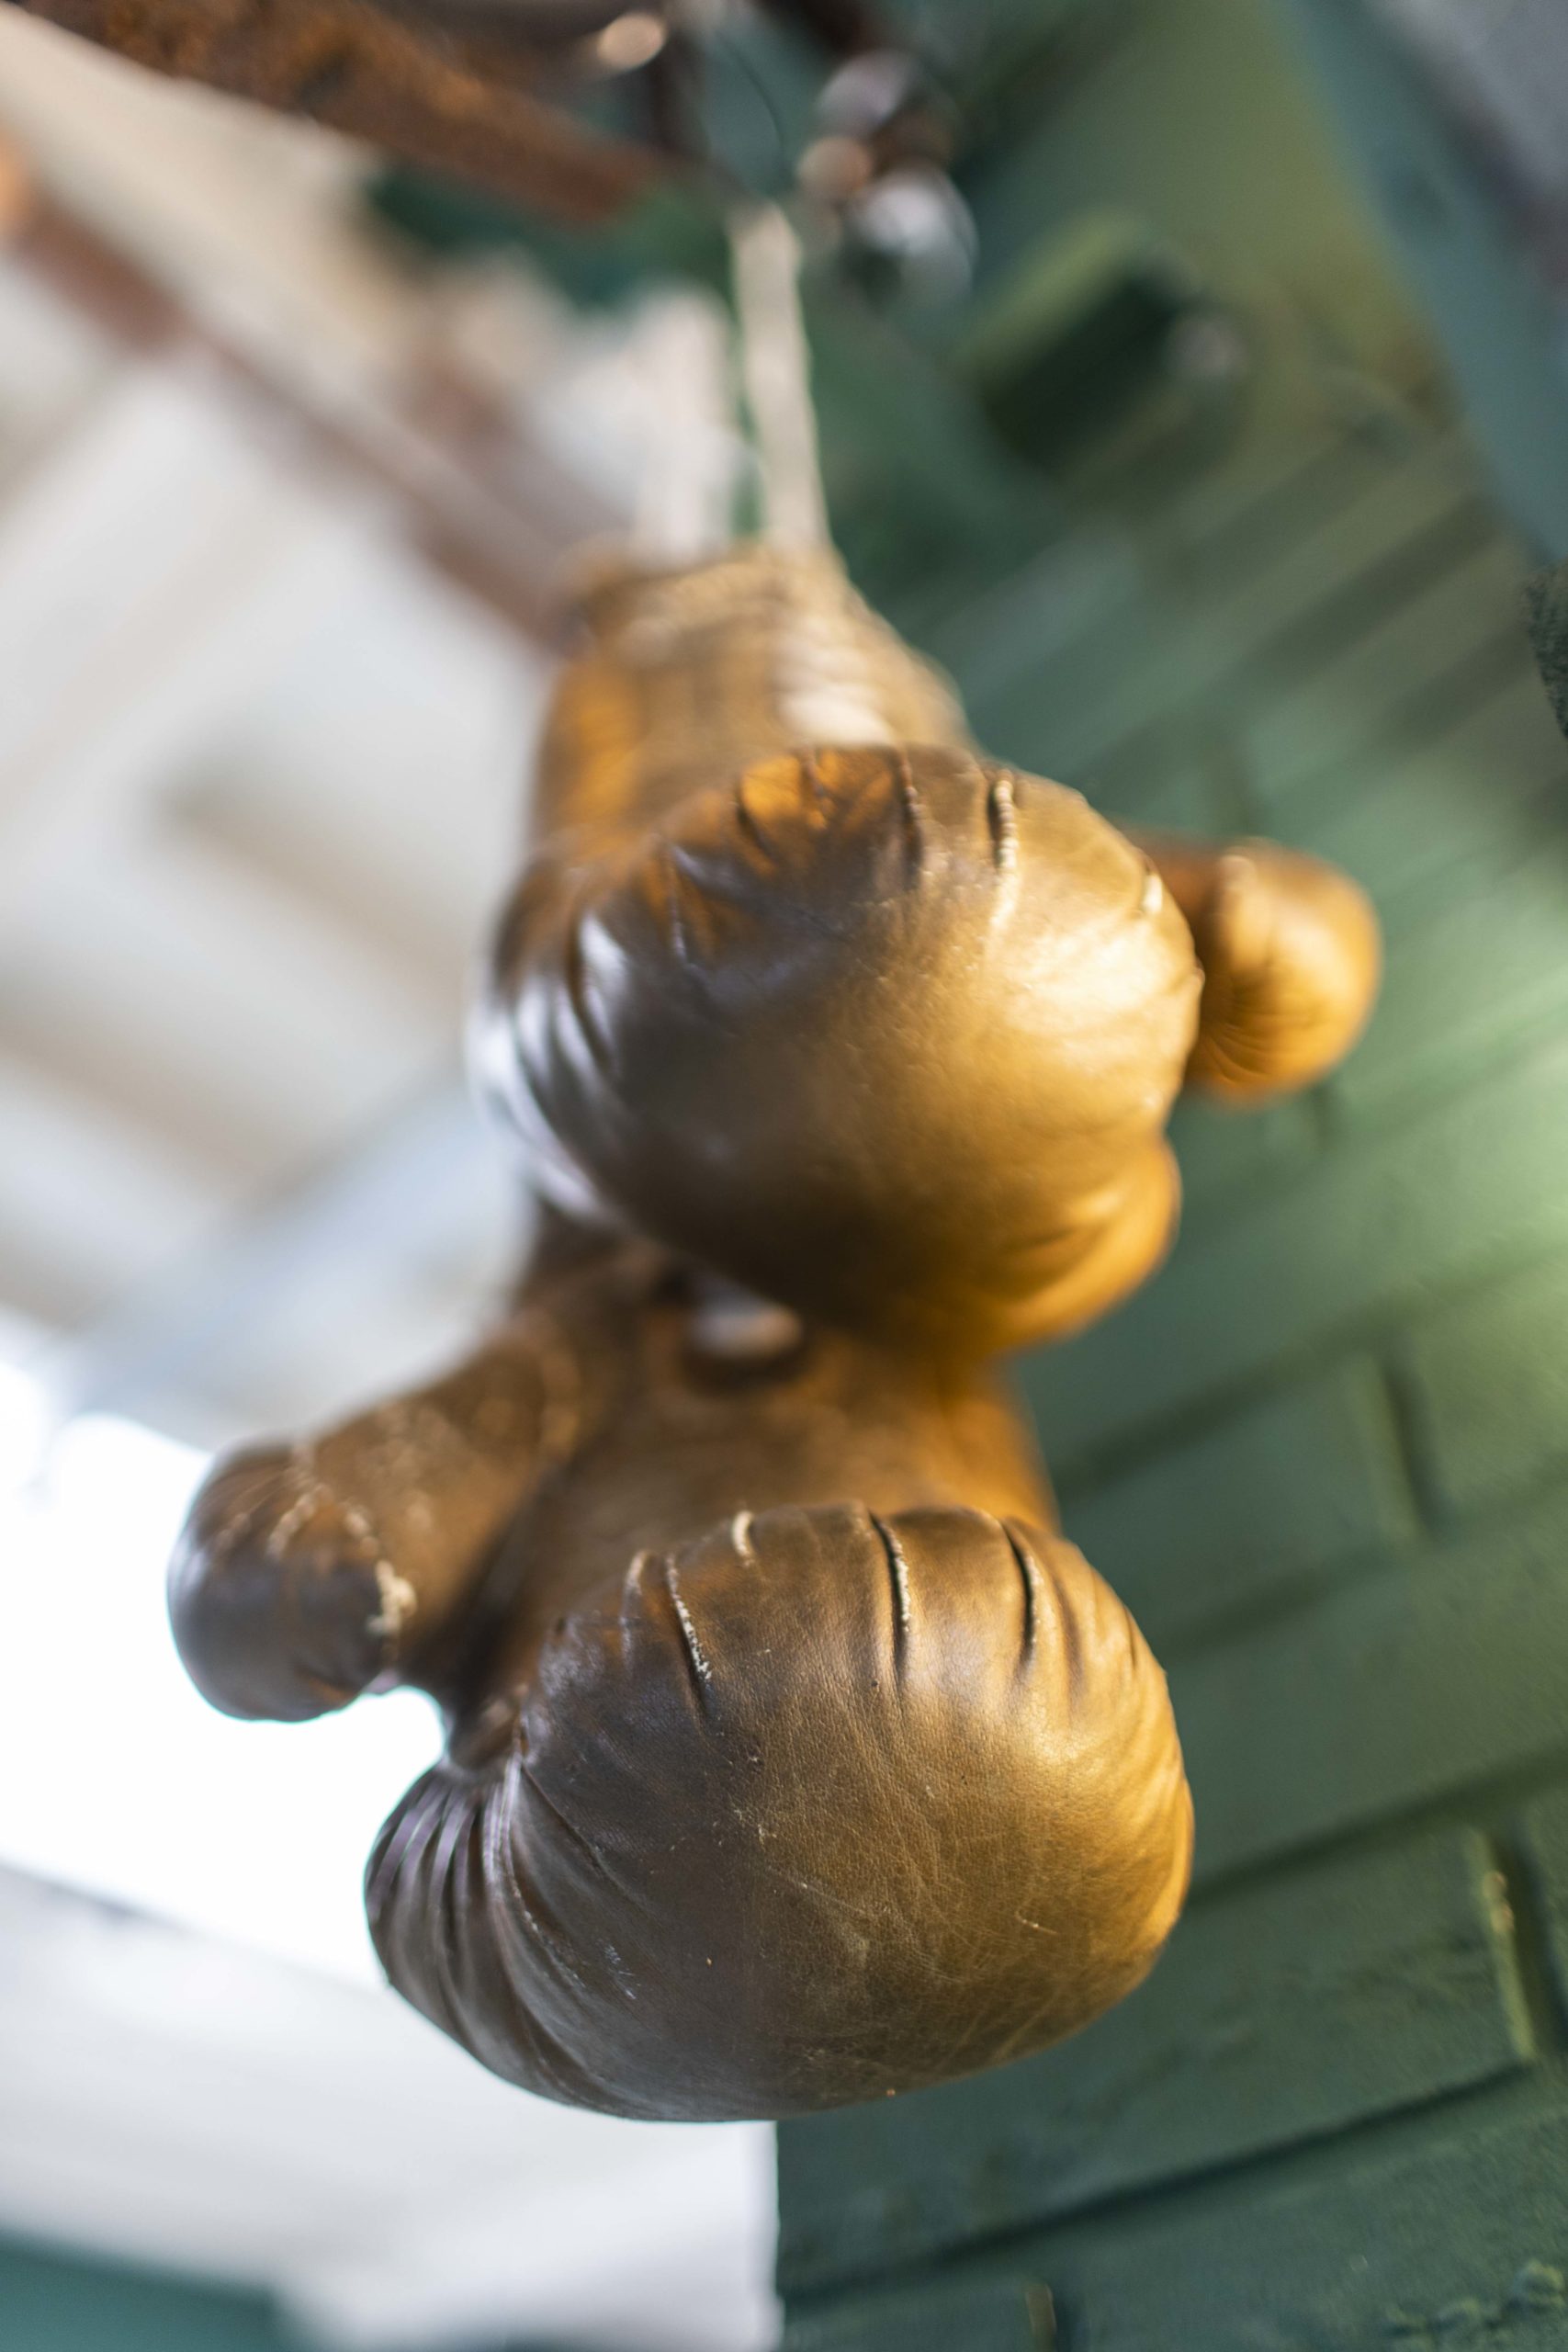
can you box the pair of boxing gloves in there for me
[171,546,1379,2120]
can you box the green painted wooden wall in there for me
[0,2236,588,2352]
[777,3,1568,2345]
[0,2238,295,2352]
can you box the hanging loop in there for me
[730,202,830,549]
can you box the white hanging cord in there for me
[730,201,830,550]
[630,289,745,564]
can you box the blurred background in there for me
[3,2,1568,2347]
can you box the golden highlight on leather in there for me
[170,543,1378,2121]
[488,741,1201,1354]
[174,1234,1191,2120]
[1131,829,1382,1100]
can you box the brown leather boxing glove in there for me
[370,1498,1190,2121]
[479,548,1378,1358]
[171,1234,1191,2120]
[165,548,1377,2128]
[481,742,1202,1359]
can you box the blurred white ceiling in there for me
[0,5,744,1445]
[0,17,770,2346]
[0,343,535,1422]
[0,1864,775,2351]
[0,1379,775,2352]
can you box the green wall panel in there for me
[0,2240,291,2352]
[1334,865,1568,1128]
[950,442,1500,793]
[1165,1092,1317,1221]
[1404,1252,1568,1521]
[1273,670,1568,928]
[1523,1789,1568,2029]
[1023,1023,1568,1476]
[1175,1486,1568,1884]
[1164,431,1403,600]
[788,2106,1568,2352]
[1270,0,1568,559]
[783,2278,1055,2351]
[778,1826,1529,2296]
[1238,533,1533,797]
[1059,1357,1413,1647]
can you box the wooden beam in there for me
[2,184,614,644]
[0,0,666,221]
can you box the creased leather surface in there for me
[175,1235,1190,2120]
[1131,828,1381,1101]
[486,741,1201,1355]
[169,543,1379,2121]
[532,544,970,845]
[370,1497,1190,2121]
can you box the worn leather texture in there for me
[480,548,1376,1349]
[170,543,1377,2120]
[1131,828,1381,1102]
[173,1233,1191,2120]
[487,740,1201,1355]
